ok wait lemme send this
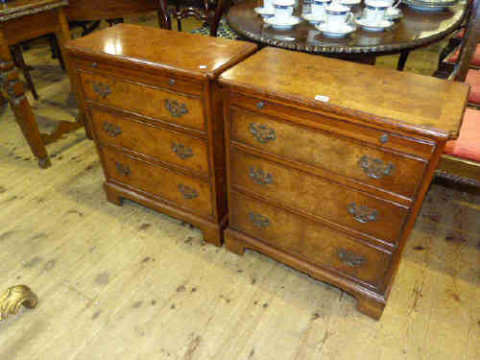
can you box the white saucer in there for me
[255,7,274,17]
[302,13,326,24]
[317,23,355,38]
[340,0,362,6]
[385,7,402,20]
[406,3,446,11]
[356,18,393,31]
[265,16,302,29]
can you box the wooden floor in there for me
[1,17,480,360]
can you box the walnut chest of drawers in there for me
[219,47,468,318]
[65,24,257,245]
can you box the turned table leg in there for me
[0,34,50,168]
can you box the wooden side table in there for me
[0,0,80,168]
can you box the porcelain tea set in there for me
[255,0,403,36]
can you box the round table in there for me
[226,1,467,67]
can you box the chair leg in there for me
[397,50,410,71]
[49,34,65,70]
[10,45,39,100]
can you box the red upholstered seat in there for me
[444,108,480,162]
[466,69,480,104]
[447,43,480,66]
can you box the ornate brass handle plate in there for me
[165,99,188,118]
[249,212,270,228]
[115,162,131,176]
[338,248,366,267]
[0,285,38,321]
[249,123,276,144]
[103,122,121,137]
[348,202,378,223]
[249,166,273,186]
[172,142,193,160]
[92,82,111,98]
[178,184,198,199]
[358,155,394,180]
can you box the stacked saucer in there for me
[404,0,458,12]
[263,0,302,29]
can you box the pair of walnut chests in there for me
[65,24,257,245]
[66,25,468,319]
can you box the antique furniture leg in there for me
[157,0,171,29]
[397,50,410,71]
[0,35,50,168]
[10,44,39,100]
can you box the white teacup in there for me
[264,0,275,13]
[312,0,332,20]
[273,0,295,21]
[325,2,353,29]
[363,0,389,25]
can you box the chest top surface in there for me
[219,47,468,140]
[65,24,258,80]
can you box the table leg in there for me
[55,9,90,139]
[0,36,50,168]
[397,50,410,71]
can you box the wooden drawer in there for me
[101,147,213,217]
[230,192,391,290]
[80,71,205,131]
[91,108,210,175]
[230,148,409,246]
[230,107,427,198]
[230,93,436,159]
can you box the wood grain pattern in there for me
[66,24,258,80]
[219,47,468,140]
[1,20,478,360]
[66,25,258,245]
[230,107,427,198]
[222,47,467,319]
[101,147,213,217]
[80,72,206,132]
[90,108,210,176]
[229,192,392,291]
[230,148,409,247]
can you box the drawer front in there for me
[230,108,427,198]
[230,149,409,245]
[80,72,205,131]
[91,108,209,175]
[230,94,435,159]
[230,192,391,290]
[101,147,213,217]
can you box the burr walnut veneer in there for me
[65,24,257,245]
[219,48,468,318]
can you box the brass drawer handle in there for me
[92,82,111,98]
[249,212,270,228]
[178,184,198,200]
[249,123,276,144]
[172,142,193,160]
[249,166,273,186]
[358,155,394,179]
[103,122,121,137]
[348,202,378,223]
[115,162,131,176]
[338,248,366,267]
[165,99,188,118]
